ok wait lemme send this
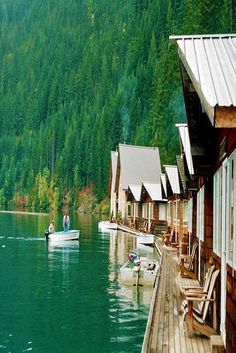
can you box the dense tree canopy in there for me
[0,0,234,209]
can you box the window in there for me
[174,200,180,226]
[213,168,222,256]
[133,203,139,218]
[196,186,204,241]
[213,149,236,269]
[227,155,236,266]
[159,203,167,221]
[142,204,148,218]
[142,203,154,219]
[188,198,193,233]
[127,204,131,217]
[149,203,154,219]
[183,200,188,226]
[167,202,171,223]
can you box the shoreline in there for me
[0,210,49,216]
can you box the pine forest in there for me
[0,0,234,210]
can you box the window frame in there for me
[196,186,204,241]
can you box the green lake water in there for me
[0,211,154,353]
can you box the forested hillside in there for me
[0,0,234,209]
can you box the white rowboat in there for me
[98,221,118,230]
[136,233,154,245]
[120,255,159,287]
[46,230,80,241]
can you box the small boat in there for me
[98,221,118,230]
[45,230,80,241]
[136,232,154,246]
[120,251,159,287]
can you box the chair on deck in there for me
[181,264,215,314]
[163,228,178,247]
[129,218,136,229]
[147,221,152,233]
[184,269,220,338]
[139,220,148,233]
[179,241,198,279]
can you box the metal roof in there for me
[161,173,167,197]
[143,182,163,201]
[164,165,181,194]
[176,123,194,176]
[170,34,236,123]
[111,151,118,192]
[119,144,161,190]
[128,184,142,202]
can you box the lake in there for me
[0,211,154,353]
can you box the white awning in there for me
[129,184,142,201]
[143,183,163,201]
[176,123,194,176]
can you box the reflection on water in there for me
[47,240,80,252]
[116,285,153,308]
[0,211,151,353]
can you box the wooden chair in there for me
[179,241,198,279]
[147,221,152,233]
[139,220,148,233]
[181,264,215,314]
[129,218,136,229]
[163,228,178,247]
[184,269,220,338]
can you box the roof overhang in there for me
[164,165,181,195]
[176,123,194,176]
[160,173,167,197]
[142,182,163,201]
[128,184,142,202]
[170,34,236,128]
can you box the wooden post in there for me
[210,335,225,353]
[187,301,193,338]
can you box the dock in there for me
[118,223,143,236]
[142,242,211,353]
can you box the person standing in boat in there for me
[63,213,70,232]
[48,220,55,234]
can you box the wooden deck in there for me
[142,243,211,353]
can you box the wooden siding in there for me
[214,247,236,353]
[225,266,236,353]
[203,179,213,261]
[215,129,236,172]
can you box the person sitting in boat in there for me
[48,220,55,234]
[63,213,70,232]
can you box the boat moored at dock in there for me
[98,221,118,230]
[120,251,159,287]
[136,232,154,246]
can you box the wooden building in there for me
[113,143,164,227]
[171,34,236,352]
[127,181,167,234]
[164,164,188,237]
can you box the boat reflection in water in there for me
[47,240,80,252]
[116,284,153,308]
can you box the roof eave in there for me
[177,47,215,126]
